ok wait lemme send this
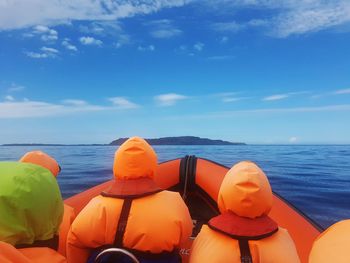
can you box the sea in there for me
[1,145,350,230]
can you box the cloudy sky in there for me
[1,0,350,144]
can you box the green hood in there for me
[0,162,63,245]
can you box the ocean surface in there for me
[1,145,349,229]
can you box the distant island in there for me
[2,136,245,146]
[110,136,245,145]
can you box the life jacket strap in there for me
[114,198,133,248]
[238,239,253,263]
[14,235,59,250]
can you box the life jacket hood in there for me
[0,162,63,246]
[113,137,157,180]
[309,219,350,263]
[218,161,272,218]
[20,151,60,177]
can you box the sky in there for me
[0,0,350,144]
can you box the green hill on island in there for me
[110,136,245,145]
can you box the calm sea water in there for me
[1,145,349,229]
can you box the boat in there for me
[64,155,322,263]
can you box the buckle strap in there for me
[15,235,59,250]
[114,198,133,248]
[238,239,252,263]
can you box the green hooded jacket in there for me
[0,162,63,245]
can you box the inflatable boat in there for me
[64,156,322,263]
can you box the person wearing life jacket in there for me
[0,161,67,263]
[19,151,76,256]
[66,136,193,263]
[189,161,300,263]
[309,219,350,263]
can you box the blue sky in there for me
[0,0,350,144]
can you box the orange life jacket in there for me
[66,137,193,263]
[0,241,67,263]
[58,204,76,256]
[309,219,350,263]
[66,182,192,263]
[190,223,299,263]
[19,247,67,263]
[189,161,300,263]
[0,241,31,263]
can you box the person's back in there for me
[309,219,350,263]
[189,161,300,263]
[0,161,67,263]
[19,150,76,256]
[67,137,192,263]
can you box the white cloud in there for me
[148,19,182,39]
[0,97,138,118]
[115,42,123,48]
[79,36,103,46]
[108,97,139,109]
[62,99,88,106]
[271,1,350,38]
[207,55,235,60]
[194,42,204,51]
[212,19,267,34]
[25,46,59,59]
[206,1,350,38]
[0,0,188,30]
[212,21,243,32]
[289,136,298,143]
[32,25,58,42]
[41,46,58,53]
[0,100,98,118]
[151,28,182,38]
[220,36,229,43]
[222,97,249,103]
[80,21,130,48]
[213,92,249,103]
[154,93,187,106]
[137,45,155,51]
[62,39,78,51]
[7,83,25,93]
[25,52,49,59]
[2,0,348,39]
[80,21,121,36]
[41,33,58,42]
[168,104,350,120]
[5,95,14,101]
[334,88,350,94]
[33,25,50,33]
[263,94,289,101]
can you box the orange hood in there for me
[19,151,60,177]
[218,161,272,219]
[113,137,157,180]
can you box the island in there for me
[2,136,245,146]
[110,136,245,145]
